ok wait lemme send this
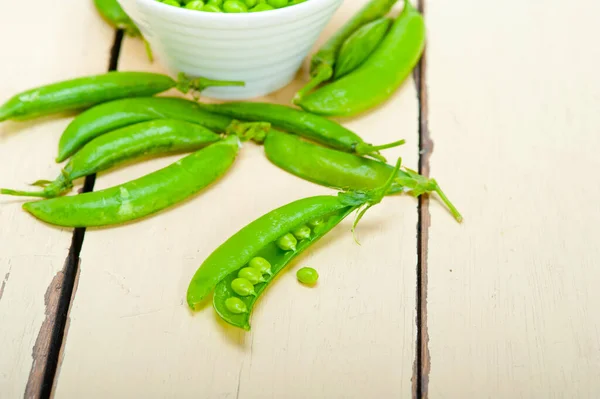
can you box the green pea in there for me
[162,0,181,6]
[238,267,265,285]
[307,218,324,228]
[231,278,256,297]
[276,233,297,252]
[225,297,248,314]
[185,0,205,9]
[291,225,311,241]
[222,0,247,12]
[202,3,222,11]
[244,0,258,8]
[289,0,306,4]
[297,267,319,285]
[207,0,223,5]
[249,3,274,11]
[267,0,287,8]
[248,257,272,276]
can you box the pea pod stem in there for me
[292,65,332,104]
[432,179,463,223]
[176,72,245,96]
[143,39,154,63]
[355,139,406,161]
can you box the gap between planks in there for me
[412,0,431,398]
[24,30,125,399]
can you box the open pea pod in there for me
[212,206,355,330]
[187,159,407,330]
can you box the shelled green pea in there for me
[297,267,319,285]
[291,225,311,241]
[276,233,297,252]
[185,0,205,10]
[238,267,265,285]
[249,257,272,276]
[225,297,248,314]
[231,278,256,296]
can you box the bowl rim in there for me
[138,0,341,22]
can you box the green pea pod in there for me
[20,135,240,228]
[188,159,405,330]
[212,205,355,330]
[297,0,425,117]
[197,102,404,161]
[0,72,244,123]
[263,130,463,222]
[94,0,154,61]
[94,0,140,36]
[293,0,398,102]
[57,97,237,162]
[334,17,392,79]
[2,120,223,198]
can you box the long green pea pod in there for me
[56,97,236,162]
[0,72,244,123]
[297,0,425,117]
[334,17,392,79]
[20,135,240,228]
[293,0,398,102]
[264,129,404,193]
[264,130,463,222]
[2,120,223,198]
[196,101,404,161]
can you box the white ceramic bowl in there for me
[118,0,343,99]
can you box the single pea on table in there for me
[158,0,306,13]
[297,267,319,285]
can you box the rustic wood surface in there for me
[424,0,600,397]
[1,0,599,398]
[0,2,114,398]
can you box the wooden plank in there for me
[424,0,600,397]
[0,1,115,397]
[53,1,422,398]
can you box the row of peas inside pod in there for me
[223,222,317,315]
[158,0,306,13]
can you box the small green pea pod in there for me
[263,130,463,222]
[94,0,140,35]
[197,102,404,161]
[57,97,240,162]
[19,135,240,228]
[187,158,405,330]
[297,0,425,117]
[94,0,155,61]
[293,0,398,102]
[334,17,392,79]
[0,72,244,123]
[1,120,223,198]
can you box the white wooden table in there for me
[1,1,599,398]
